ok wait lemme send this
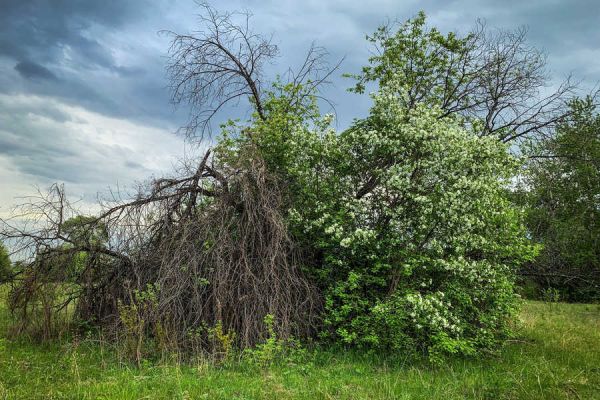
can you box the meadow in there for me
[1,288,599,400]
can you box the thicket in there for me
[0,5,590,362]
[519,98,600,301]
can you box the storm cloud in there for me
[1,0,599,213]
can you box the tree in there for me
[249,76,534,358]
[1,7,534,359]
[520,98,600,301]
[347,12,577,144]
[0,241,11,283]
[60,215,109,247]
[0,3,328,349]
[165,2,337,137]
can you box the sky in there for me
[1,0,599,215]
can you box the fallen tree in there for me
[2,145,320,354]
[1,3,327,355]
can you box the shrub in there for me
[0,242,11,283]
[1,9,534,360]
[246,78,534,357]
[519,98,600,302]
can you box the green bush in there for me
[2,10,536,360]
[520,98,600,302]
[0,242,11,283]
[216,74,533,358]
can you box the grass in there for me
[1,290,599,399]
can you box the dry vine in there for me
[0,2,334,352]
[1,146,319,350]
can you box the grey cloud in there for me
[14,60,58,81]
[0,130,77,160]
[1,0,600,211]
[0,58,123,120]
[0,0,180,127]
[0,98,123,184]
[1,0,599,128]
[0,95,183,201]
[124,160,146,170]
[0,0,143,60]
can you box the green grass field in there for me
[1,289,599,400]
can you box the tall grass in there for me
[1,285,599,399]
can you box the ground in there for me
[1,288,599,399]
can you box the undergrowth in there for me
[1,285,599,399]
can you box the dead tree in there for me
[165,2,277,137]
[0,2,335,351]
[165,2,341,138]
[472,25,577,143]
[1,148,320,348]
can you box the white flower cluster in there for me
[405,292,462,335]
[438,257,508,289]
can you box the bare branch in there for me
[164,2,278,138]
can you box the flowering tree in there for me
[244,78,535,357]
[346,12,577,144]
[2,7,534,359]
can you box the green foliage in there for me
[521,98,600,301]
[208,320,236,362]
[117,283,161,365]
[346,10,471,107]
[242,314,308,368]
[218,66,532,357]
[0,242,10,283]
[243,314,285,367]
[205,12,535,357]
[61,215,108,247]
[37,216,111,283]
[541,287,561,303]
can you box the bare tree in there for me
[471,25,578,143]
[165,3,276,136]
[165,2,277,137]
[1,2,336,352]
[166,2,342,138]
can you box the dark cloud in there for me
[14,60,58,81]
[0,0,142,61]
[1,0,599,211]
[0,0,182,127]
[2,0,598,129]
